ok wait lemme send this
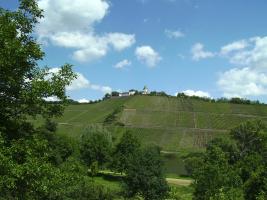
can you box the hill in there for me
[54,95,267,151]
[50,95,267,176]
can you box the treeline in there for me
[149,91,264,105]
[177,93,264,105]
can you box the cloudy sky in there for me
[3,0,267,102]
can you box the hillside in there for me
[55,95,267,153]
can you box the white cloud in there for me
[217,67,267,98]
[106,33,136,51]
[177,54,185,59]
[66,72,90,91]
[37,0,135,62]
[191,43,215,61]
[181,90,211,98]
[91,84,112,94]
[37,0,109,34]
[221,37,267,70]
[73,47,107,63]
[102,86,112,94]
[165,29,185,39]
[78,98,90,103]
[218,36,267,98]
[48,68,90,91]
[135,46,162,67]
[220,40,248,55]
[114,59,132,69]
[49,68,112,94]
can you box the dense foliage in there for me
[0,1,115,199]
[80,125,113,169]
[111,131,141,173]
[193,120,267,200]
[124,145,169,200]
[0,0,76,142]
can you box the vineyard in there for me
[50,95,267,153]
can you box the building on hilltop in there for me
[142,86,149,95]
[111,87,149,98]
[119,92,130,97]
[117,90,136,97]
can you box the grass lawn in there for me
[94,170,194,200]
[169,185,194,200]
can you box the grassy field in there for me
[47,95,267,176]
[94,171,194,200]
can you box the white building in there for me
[119,90,136,97]
[119,92,130,97]
[142,86,149,95]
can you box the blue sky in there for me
[2,0,267,102]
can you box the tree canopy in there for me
[124,145,169,200]
[193,120,267,200]
[0,0,76,141]
[80,125,113,168]
[111,130,141,173]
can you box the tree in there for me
[37,120,74,165]
[124,145,169,200]
[111,91,120,96]
[0,133,64,199]
[184,152,204,176]
[80,125,112,168]
[90,161,99,178]
[0,0,76,141]
[231,120,267,200]
[193,143,243,200]
[193,120,267,200]
[230,120,267,158]
[244,165,267,200]
[111,131,141,173]
[103,93,111,100]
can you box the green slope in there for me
[54,95,267,152]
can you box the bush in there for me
[80,125,112,168]
[124,145,169,200]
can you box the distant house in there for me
[118,90,136,97]
[119,92,130,97]
[142,86,149,95]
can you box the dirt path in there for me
[166,178,192,186]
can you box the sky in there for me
[2,0,267,102]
